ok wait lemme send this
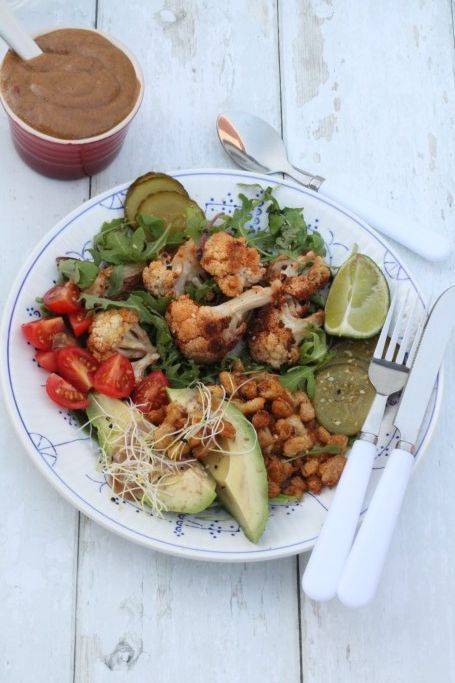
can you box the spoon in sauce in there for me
[0,0,42,60]
[217,110,450,262]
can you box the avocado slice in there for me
[167,388,269,543]
[86,393,216,514]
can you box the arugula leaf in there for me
[57,259,99,288]
[279,365,318,397]
[105,265,125,297]
[283,444,341,462]
[221,185,326,261]
[90,218,176,265]
[299,326,332,365]
[185,278,223,303]
[80,290,170,325]
[185,207,208,242]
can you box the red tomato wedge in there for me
[68,309,93,337]
[35,350,59,373]
[93,354,135,399]
[21,317,65,350]
[46,374,90,410]
[57,346,99,393]
[43,281,81,314]
[132,370,169,413]
[52,331,77,349]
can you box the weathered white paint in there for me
[0,5,94,683]
[76,2,300,683]
[1,0,455,681]
[280,1,455,681]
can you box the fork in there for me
[302,288,422,602]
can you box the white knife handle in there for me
[302,439,376,602]
[319,179,450,262]
[337,447,414,608]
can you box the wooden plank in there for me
[75,519,300,682]
[91,0,282,191]
[0,3,95,682]
[75,2,302,682]
[279,1,455,680]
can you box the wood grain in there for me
[75,2,300,682]
[279,1,455,680]
[2,1,455,681]
[0,5,95,683]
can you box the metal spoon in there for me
[217,110,450,262]
[0,0,42,60]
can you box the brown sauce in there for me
[0,28,140,140]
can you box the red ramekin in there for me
[0,28,144,180]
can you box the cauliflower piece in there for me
[200,231,265,297]
[267,251,330,300]
[83,266,113,297]
[83,263,143,298]
[248,300,325,368]
[165,284,279,364]
[142,240,204,298]
[87,308,159,381]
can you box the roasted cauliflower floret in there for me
[248,301,325,368]
[87,308,159,381]
[83,263,143,299]
[165,284,278,364]
[142,240,204,298]
[200,231,265,297]
[267,251,330,300]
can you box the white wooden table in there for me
[1,2,454,681]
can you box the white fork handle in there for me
[337,447,414,608]
[302,439,377,602]
[319,180,450,262]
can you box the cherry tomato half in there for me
[51,331,77,349]
[93,353,135,399]
[21,317,65,350]
[46,373,90,410]
[57,346,99,393]
[132,370,169,413]
[35,349,59,373]
[68,309,93,337]
[43,281,81,314]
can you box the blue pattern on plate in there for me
[6,170,437,558]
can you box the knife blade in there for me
[337,284,455,608]
[394,285,455,448]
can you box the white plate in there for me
[0,169,442,562]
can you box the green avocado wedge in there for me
[167,388,269,543]
[86,392,216,514]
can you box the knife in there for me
[337,285,455,608]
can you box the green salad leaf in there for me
[279,327,334,397]
[221,186,326,261]
[57,258,99,288]
[89,208,209,267]
[283,444,341,462]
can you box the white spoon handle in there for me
[302,439,376,602]
[0,0,42,60]
[319,179,450,262]
[337,447,414,608]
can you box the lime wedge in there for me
[324,254,390,338]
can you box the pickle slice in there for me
[314,362,375,435]
[124,172,189,224]
[326,337,378,369]
[137,191,205,236]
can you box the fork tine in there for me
[385,288,411,361]
[373,288,398,360]
[395,295,421,365]
[406,318,424,368]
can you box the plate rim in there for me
[0,167,443,562]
